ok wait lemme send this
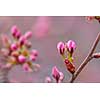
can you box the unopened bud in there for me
[57,42,65,55]
[18,55,26,63]
[24,31,32,39]
[52,66,60,83]
[65,40,76,54]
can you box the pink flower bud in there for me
[66,40,76,53]
[19,36,26,46]
[18,55,26,63]
[10,43,18,51]
[16,31,21,39]
[24,31,32,39]
[52,66,60,83]
[30,55,36,61]
[57,42,65,55]
[45,77,52,83]
[11,25,18,36]
[23,63,33,72]
[24,40,32,48]
[11,25,21,39]
[31,49,38,57]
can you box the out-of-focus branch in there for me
[70,32,100,83]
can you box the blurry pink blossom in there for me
[31,49,38,57]
[24,40,32,48]
[24,31,32,39]
[11,25,18,36]
[19,36,26,46]
[18,55,26,63]
[10,43,18,51]
[11,25,21,39]
[33,16,51,38]
[23,63,33,72]
[30,55,36,61]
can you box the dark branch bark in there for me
[70,32,100,83]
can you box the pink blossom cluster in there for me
[0,25,39,72]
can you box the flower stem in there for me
[69,32,100,83]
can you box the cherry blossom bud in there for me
[45,77,52,83]
[16,31,21,39]
[30,55,36,61]
[52,66,60,83]
[64,58,75,74]
[66,40,76,54]
[31,49,38,57]
[57,42,65,55]
[18,55,26,63]
[19,36,26,46]
[11,25,18,36]
[10,43,18,51]
[24,31,32,39]
[24,41,32,48]
[23,63,33,72]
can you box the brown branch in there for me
[69,32,100,83]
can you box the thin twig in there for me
[70,32,100,83]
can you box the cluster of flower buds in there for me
[0,25,39,72]
[86,16,100,23]
[57,40,76,74]
[45,66,64,83]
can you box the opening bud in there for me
[57,42,65,55]
[52,66,60,83]
[66,40,76,54]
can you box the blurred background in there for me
[0,16,100,83]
